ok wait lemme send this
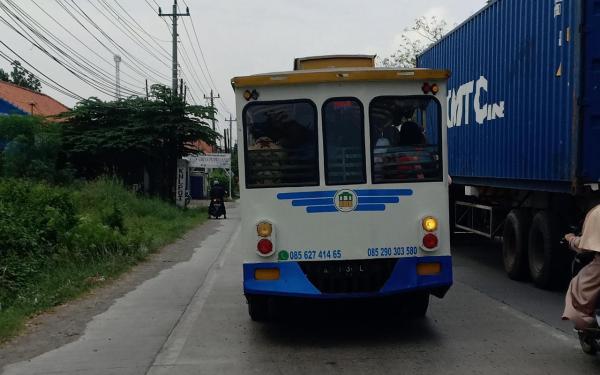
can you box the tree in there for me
[381,16,448,68]
[0,61,42,92]
[61,85,219,199]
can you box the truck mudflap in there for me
[243,255,452,299]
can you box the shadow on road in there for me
[253,298,442,349]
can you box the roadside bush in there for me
[0,179,77,302]
[0,177,207,340]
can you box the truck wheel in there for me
[528,211,564,289]
[502,209,531,280]
[247,296,270,322]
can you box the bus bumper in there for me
[243,256,452,299]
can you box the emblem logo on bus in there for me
[334,190,358,212]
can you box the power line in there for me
[90,0,171,65]
[53,0,164,83]
[29,0,146,85]
[3,0,144,95]
[179,0,231,114]
[0,41,83,101]
[0,6,140,98]
[61,0,170,82]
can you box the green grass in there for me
[0,178,207,342]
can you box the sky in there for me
[0,0,485,140]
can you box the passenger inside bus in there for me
[370,97,441,183]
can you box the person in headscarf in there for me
[562,204,600,329]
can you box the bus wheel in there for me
[247,296,270,322]
[406,292,429,318]
[528,211,564,289]
[502,209,531,280]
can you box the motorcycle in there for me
[570,250,600,355]
[208,198,226,219]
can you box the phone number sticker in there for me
[367,246,418,258]
[278,249,342,261]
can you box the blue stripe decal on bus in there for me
[292,198,335,207]
[355,204,386,212]
[277,191,336,200]
[306,205,338,213]
[355,189,413,197]
[278,189,414,214]
[357,197,400,204]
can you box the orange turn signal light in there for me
[255,268,280,281]
[256,221,273,237]
[417,262,441,276]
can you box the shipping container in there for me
[418,0,600,192]
[417,0,600,289]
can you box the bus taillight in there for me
[422,233,439,250]
[257,239,273,255]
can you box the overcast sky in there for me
[0,0,485,137]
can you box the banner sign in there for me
[186,153,231,169]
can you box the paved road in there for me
[3,205,599,374]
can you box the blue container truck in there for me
[417,0,600,288]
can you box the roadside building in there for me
[0,81,69,118]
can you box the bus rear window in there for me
[243,101,319,188]
[370,96,442,184]
[322,98,366,185]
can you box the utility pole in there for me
[204,89,221,131]
[114,55,121,99]
[159,1,189,97]
[225,114,237,153]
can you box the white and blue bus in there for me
[232,55,452,321]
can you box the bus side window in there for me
[322,98,366,185]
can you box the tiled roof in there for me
[0,81,69,118]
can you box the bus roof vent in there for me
[294,55,376,71]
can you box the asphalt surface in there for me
[3,204,600,374]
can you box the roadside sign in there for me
[186,153,231,169]
[176,159,189,208]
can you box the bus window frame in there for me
[368,95,444,185]
[242,99,320,189]
[321,97,367,186]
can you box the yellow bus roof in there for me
[231,68,450,89]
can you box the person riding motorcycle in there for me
[209,181,227,219]
[562,204,600,330]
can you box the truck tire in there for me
[502,209,531,280]
[247,296,270,322]
[527,211,564,289]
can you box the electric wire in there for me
[0,42,83,101]
[60,0,170,81]
[29,0,147,85]
[0,7,139,98]
[3,0,144,94]
[90,0,171,64]
[54,0,167,83]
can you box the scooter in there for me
[208,198,226,219]
[571,251,600,355]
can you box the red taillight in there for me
[257,239,273,255]
[421,82,431,94]
[422,233,439,249]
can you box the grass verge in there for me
[0,178,206,342]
